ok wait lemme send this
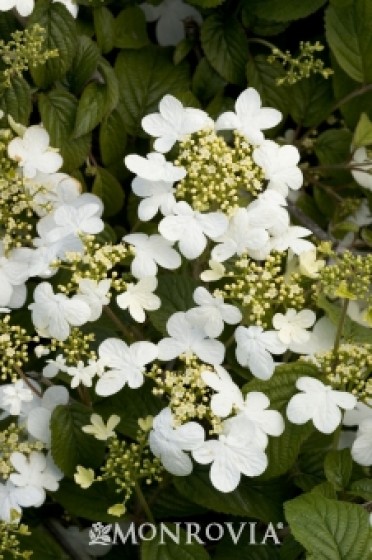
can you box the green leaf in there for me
[243,363,318,479]
[201,14,248,85]
[188,0,226,7]
[50,403,105,477]
[114,47,190,137]
[0,77,31,125]
[29,0,77,88]
[315,129,353,165]
[149,273,198,335]
[141,523,210,560]
[349,478,372,500]
[53,479,122,522]
[175,467,290,523]
[192,58,225,103]
[94,380,162,439]
[38,89,91,172]
[325,0,372,83]
[294,431,333,492]
[214,538,280,560]
[94,6,115,54]
[353,113,372,148]
[253,0,326,22]
[74,58,119,138]
[289,75,334,127]
[285,493,372,559]
[67,35,100,95]
[324,449,353,490]
[99,109,127,166]
[246,55,288,115]
[18,525,69,560]
[92,167,125,217]
[174,39,194,66]
[152,486,207,519]
[114,7,149,49]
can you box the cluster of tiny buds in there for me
[0,519,32,560]
[0,424,45,479]
[268,41,333,86]
[49,329,96,366]
[219,253,305,328]
[0,316,37,381]
[0,25,58,88]
[319,251,372,304]
[308,343,372,400]
[174,130,264,214]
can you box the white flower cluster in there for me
[0,0,78,18]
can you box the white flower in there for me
[116,277,161,323]
[0,381,33,416]
[245,190,289,237]
[351,417,372,466]
[235,392,285,449]
[0,243,30,309]
[289,316,336,356]
[25,172,81,217]
[141,95,213,153]
[0,481,22,522]
[343,400,372,427]
[286,377,357,434]
[76,278,111,322]
[159,201,228,260]
[9,452,63,506]
[351,147,372,191]
[187,287,242,338]
[273,308,316,346]
[27,386,69,445]
[29,282,92,341]
[253,140,303,196]
[42,354,67,378]
[270,225,314,255]
[149,407,205,476]
[95,338,158,396]
[133,178,177,221]
[201,366,244,417]
[8,125,62,179]
[53,0,78,17]
[298,248,325,278]
[211,207,269,262]
[192,416,267,493]
[235,326,286,380]
[158,312,225,365]
[125,152,186,183]
[215,88,282,146]
[124,233,181,278]
[347,300,371,328]
[65,361,99,389]
[0,0,34,17]
[140,0,202,46]
[37,194,104,244]
[200,260,225,282]
[82,414,120,441]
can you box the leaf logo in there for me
[89,522,112,546]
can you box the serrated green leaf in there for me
[201,14,248,85]
[114,47,190,136]
[29,0,77,88]
[67,35,100,95]
[289,75,334,127]
[141,523,210,560]
[285,493,372,560]
[38,89,91,172]
[253,0,326,22]
[114,7,149,49]
[51,403,105,477]
[53,479,122,522]
[243,363,318,479]
[349,478,372,500]
[0,76,31,125]
[175,467,290,523]
[353,113,372,148]
[94,6,115,54]
[325,0,372,83]
[324,449,353,490]
[92,167,124,217]
[246,55,288,115]
[192,57,225,103]
[99,109,127,166]
[148,273,198,335]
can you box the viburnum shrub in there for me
[0,0,372,558]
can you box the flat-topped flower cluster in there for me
[0,86,371,525]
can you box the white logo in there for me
[89,522,112,546]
